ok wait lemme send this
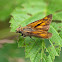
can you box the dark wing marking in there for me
[27,14,52,31]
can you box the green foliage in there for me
[0,43,25,62]
[0,0,25,21]
[10,0,62,62]
[0,0,15,21]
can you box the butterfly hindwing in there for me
[27,30,52,38]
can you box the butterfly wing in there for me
[27,14,52,31]
[27,30,52,38]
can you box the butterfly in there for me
[16,14,52,39]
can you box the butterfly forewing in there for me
[27,14,52,31]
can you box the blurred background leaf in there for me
[0,0,26,21]
[0,43,25,62]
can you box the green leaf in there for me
[0,0,15,21]
[0,0,25,21]
[47,0,62,20]
[51,22,62,31]
[0,43,25,62]
[10,0,62,62]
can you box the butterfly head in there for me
[16,27,23,33]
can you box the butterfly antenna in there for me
[11,15,17,22]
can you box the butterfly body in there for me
[16,26,35,36]
[16,14,52,38]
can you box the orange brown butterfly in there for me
[16,14,52,39]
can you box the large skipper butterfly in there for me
[16,14,52,38]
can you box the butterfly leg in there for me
[29,36,39,46]
[21,33,23,36]
[21,33,26,37]
[29,36,35,41]
[23,35,26,37]
[30,36,32,38]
